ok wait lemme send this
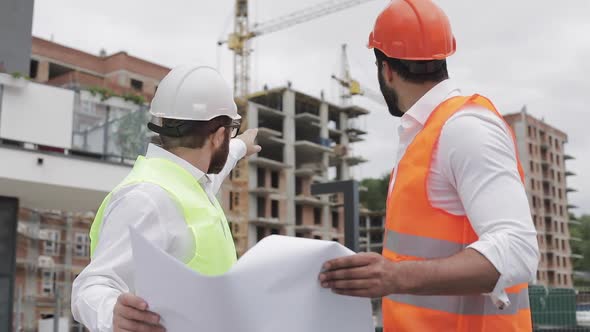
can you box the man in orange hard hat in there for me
[320,0,539,331]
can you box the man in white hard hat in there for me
[72,65,261,332]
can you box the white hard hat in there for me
[149,64,240,121]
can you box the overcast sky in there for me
[32,0,590,214]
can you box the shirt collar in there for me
[402,78,462,126]
[145,143,211,184]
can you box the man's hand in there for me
[113,293,165,332]
[236,128,262,157]
[318,252,403,298]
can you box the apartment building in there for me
[504,108,578,288]
[14,208,92,331]
[28,37,170,101]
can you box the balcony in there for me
[295,112,321,123]
[249,217,282,226]
[256,129,285,148]
[310,122,344,142]
[294,139,333,155]
[295,195,328,207]
[567,204,579,210]
[249,187,283,197]
[295,163,324,177]
[252,102,284,118]
[564,154,575,161]
[566,187,578,193]
[347,122,367,143]
[341,105,369,118]
[294,224,322,232]
[330,145,367,166]
[0,78,145,211]
[349,135,365,143]
[249,157,291,170]
[565,171,576,177]
[257,127,282,139]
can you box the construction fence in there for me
[530,286,590,332]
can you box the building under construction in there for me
[222,87,368,255]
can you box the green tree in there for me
[360,173,390,212]
[571,214,590,272]
[114,110,150,159]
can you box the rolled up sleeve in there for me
[438,109,540,307]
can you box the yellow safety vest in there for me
[89,156,237,276]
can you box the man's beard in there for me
[207,135,230,174]
[378,65,403,117]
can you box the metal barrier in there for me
[530,286,590,331]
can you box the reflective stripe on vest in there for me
[385,229,467,259]
[90,156,237,276]
[382,94,532,331]
[387,288,530,316]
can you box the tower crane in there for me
[218,0,378,99]
[331,43,386,107]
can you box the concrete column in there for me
[339,112,350,180]
[247,103,259,248]
[63,214,73,329]
[24,213,40,332]
[247,102,259,193]
[283,89,296,236]
[319,102,331,234]
[37,60,50,83]
[319,103,329,141]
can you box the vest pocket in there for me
[187,217,236,276]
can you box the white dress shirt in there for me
[71,140,246,332]
[389,79,539,307]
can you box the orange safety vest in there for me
[382,94,532,331]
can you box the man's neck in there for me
[169,147,210,174]
[398,81,440,113]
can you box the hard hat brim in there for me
[149,111,241,121]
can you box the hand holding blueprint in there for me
[130,228,373,332]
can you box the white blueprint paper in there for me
[130,228,373,332]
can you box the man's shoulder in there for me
[108,182,174,211]
[443,103,513,141]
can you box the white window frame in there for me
[41,269,55,296]
[43,229,60,256]
[74,232,90,257]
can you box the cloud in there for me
[32,0,589,214]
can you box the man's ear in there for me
[382,61,396,86]
[211,126,226,148]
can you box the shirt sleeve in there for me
[71,185,178,332]
[208,138,247,194]
[437,107,540,308]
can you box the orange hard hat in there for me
[368,0,456,60]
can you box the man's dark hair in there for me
[374,49,448,84]
[159,115,232,150]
